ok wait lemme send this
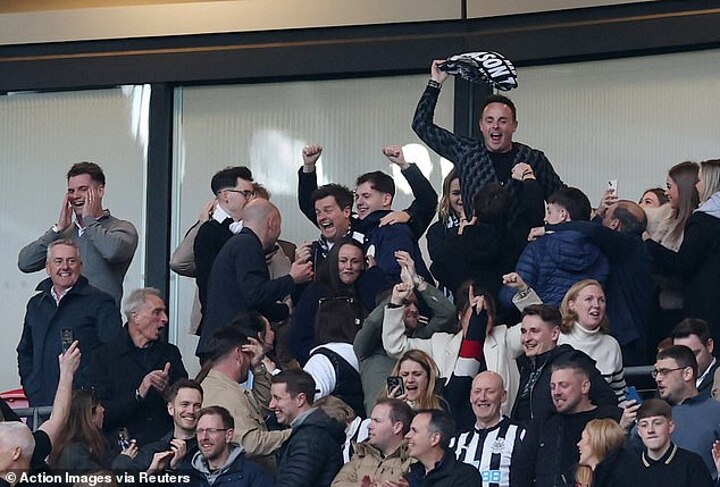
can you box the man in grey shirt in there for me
[18,161,138,304]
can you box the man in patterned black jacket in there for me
[412,59,565,224]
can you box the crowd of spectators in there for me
[3,59,720,487]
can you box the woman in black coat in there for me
[646,159,720,347]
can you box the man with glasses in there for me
[194,166,256,336]
[627,345,720,479]
[187,406,272,487]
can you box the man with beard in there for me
[511,304,616,424]
[627,345,720,478]
[18,161,138,305]
[511,359,622,487]
[201,323,291,473]
[187,406,272,487]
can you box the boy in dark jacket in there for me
[499,187,609,309]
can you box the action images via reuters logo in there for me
[5,471,191,485]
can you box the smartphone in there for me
[61,328,74,353]
[386,376,404,398]
[608,179,618,195]
[117,427,131,450]
[625,386,642,404]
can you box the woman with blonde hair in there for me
[507,275,626,403]
[381,349,446,411]
[559,280,626,403]
[573,418,636,487]
[647,159,720,347]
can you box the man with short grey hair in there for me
[87,287,188,446]
[17,239,121,406]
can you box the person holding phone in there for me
[17,239,122,407]
[381,257,490,429]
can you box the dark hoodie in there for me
[275,408,346,487]
[511,344,618,425]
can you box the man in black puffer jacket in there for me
[270,369,345,487]
[511,304,617,426]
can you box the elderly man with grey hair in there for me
[86,287,188,447]
[17,238,121,406]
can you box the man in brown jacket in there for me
[332,398,414,486]
[200,323,291,473]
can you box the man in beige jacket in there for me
[332,398,414,486]
[200,322,291,473]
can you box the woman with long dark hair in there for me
[644,161,700,342]
[290,238,372,365]
[647,159,720,346]
[50,389,130,469]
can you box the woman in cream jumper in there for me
[506,273,626,403]
[382,271,521,419]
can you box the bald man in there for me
[198,200,313,357]
[450,371,525,487]
[0,422,34,486]
[542,198,653,364]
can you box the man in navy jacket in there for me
[17,239,121,406]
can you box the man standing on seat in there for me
[18,161,138,305]
[412,60,564,223]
